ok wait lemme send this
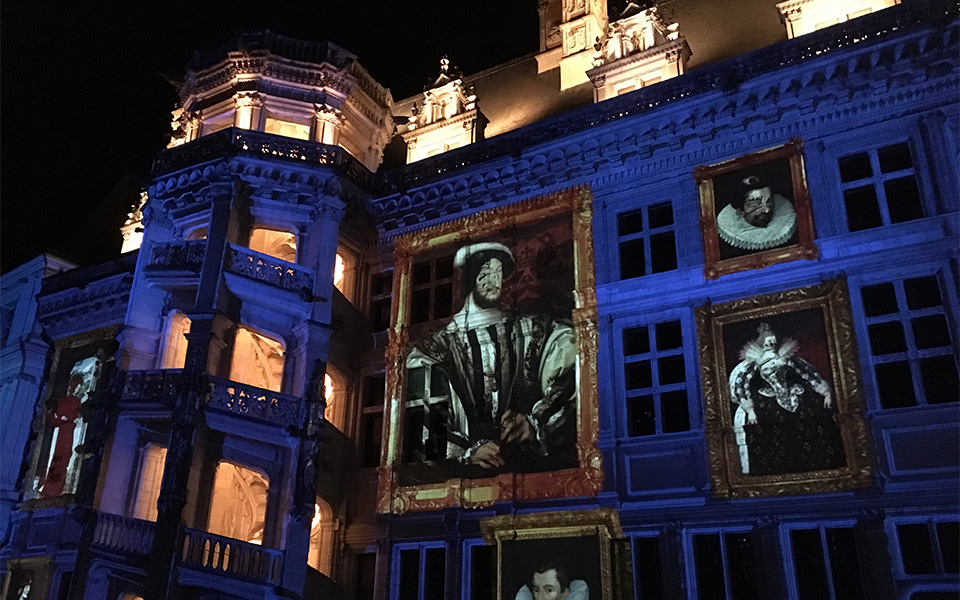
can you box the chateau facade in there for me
[2,1,958,599]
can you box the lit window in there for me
[789,525,866,600]
[230,327,285,392]
[617,201,678,280]
[691,530,759,600]
[161,312,191,369]
[249,228,297,263]
[264,117,310,140]
[641,74,662,87]
[208,462,269,545]
[622,319,691,436]
[859,275,958,408]
[133,444,167,521]
[838,141,924,232]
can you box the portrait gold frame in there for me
[694,139,818,279]
[480,508,625,600]
[696,279,872,498]
[376,186,602,514]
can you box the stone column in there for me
[313,106,343,146]
[234,92,263,131]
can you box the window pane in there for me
[937,521,960,573]
[868,321,907,355]
[411,289,431,324]
[371,298,392,332]
[624,326,650,356]
[633,536,663,600]
[472,544,496,600]
[844,185,883,231]
[362,414,383,468]
[661,390,690,433]
[884,177,924,223]
[618,209,644,236]
[364,376,385,407]
[655,321,682,351]
[878,142,914,173]
[861,283,899,317]
[620,239,646,279]
[693,534,725,600]
[356,552,377,600]
[912,315,951,349]
[372,272,393,296]
[412,262,432,285]
[435,256,454,279]
[626,360,653,390]
[407,368,427,400]
[424,547,446,600]
[658,355,686,385]
[791,529,830,600]
[920,355,960,404]
[648,202,674,228]
[434,284,453,319]
[875,361,917,408]
[628,395,656,436]
[725,532,759,600]
[839,152,873,182]
[905,276,943,310]
[650,232,678,273]
[898,523,937,575]
[826,528,865,600]
[398,549,421,600]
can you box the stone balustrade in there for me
[147,240,207,271]
[91,512,155,556]
[179,528,283,585]
[121,370,182,406]
[207,376,303,428]
[226,244,314,293]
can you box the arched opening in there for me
[229,327,285,392]
[308,497,335,574]
[249,228,297,263]
[323,367,348,431]
[207,461,269,545]
[161,312,191,370]
[333,247,357,303]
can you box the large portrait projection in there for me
[480,509,630,600]
[378,187,602,513]
[694,139,818,279]
[696,279,872,498]
[26,330,115,503]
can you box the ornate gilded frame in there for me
[480,509,625,600]
[696,279,872,498]
[694,139,818,279]
[377,186,602,513]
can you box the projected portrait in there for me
[696,280,872,498]
[695,139,818,279]
[379,187,602,514]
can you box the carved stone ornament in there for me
[376,186,602,514]
[695,279,872,499]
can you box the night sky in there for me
[1,1,538,273]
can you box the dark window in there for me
[860,275,958,409]
[395,545,446,600]
[692,531,759,600]
[471,544,496,600]
[617,201,678,280]
[360,375,385,468]
[838,141,925,232]
[790,526,865,600]
[410,256,456,324]
[370,272,393,332]
[897,520,960,576]
[632,535,663,600]
[355,552,377,600]
[623,320,691,436]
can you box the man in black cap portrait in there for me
[406,241,578,473]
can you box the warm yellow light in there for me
[333,254,345,289]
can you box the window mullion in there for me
[820,527,838,600]
[869,152,894,226]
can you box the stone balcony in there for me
[225,244,315,296]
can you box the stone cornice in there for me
[370,5,957,236]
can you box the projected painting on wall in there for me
[378,187,602,513]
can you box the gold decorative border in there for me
[480,509,624,600]
[695,279,872,498]
[377,186,602,513]
[693,139,818,279]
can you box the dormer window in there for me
[777,0,900,39]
